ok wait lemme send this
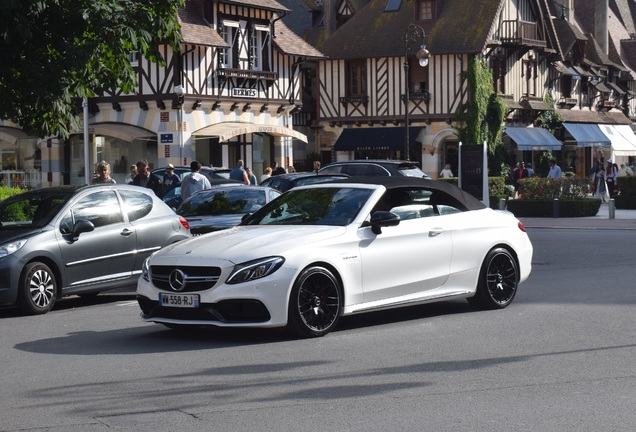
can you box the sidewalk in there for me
[518,202,636,229]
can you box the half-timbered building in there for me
[0,0,323,187]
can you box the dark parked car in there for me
[177,185,281,235]
[162,178,242,209]
[259,172,350,192]
[319,160,430,179]
[0,184,191,314]
[151,166,232,184]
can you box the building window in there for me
[249,24,270,71]
[126,51,139,67]
[348,60,367,97]
[417,0,434,21]
[220,20,239,68]
[522,57,537,97]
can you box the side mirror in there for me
[71,219,95,240]
[369,211,400,234]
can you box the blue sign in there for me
[160,133,173,144]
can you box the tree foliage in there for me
[0,0,185,139]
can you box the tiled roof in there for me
[179,0,227,47]
[224,0,291,12]
[551,16,587,56]
[320,0,502,59]
[274,17,326,58]
[585,33,627,71]
[556,108,632,124]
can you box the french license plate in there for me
[159,293,200,308]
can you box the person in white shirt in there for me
[180,160,211,200]
[547,159,562,178]
[439,164,453,178]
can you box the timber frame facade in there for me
[0,0,323,187]
[314,0,636,179]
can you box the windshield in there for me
[398,166,428,177]
[243,187,373,226]
[0,190,73,228]
[178,188,267,216]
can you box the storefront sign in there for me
[232,88,257,98]
[160,133,174,144]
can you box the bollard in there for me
[499,198,506,210]
[553,198,559,218]
[609,198,615,219]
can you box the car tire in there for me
[17,262,57,315]
[469,247,518,310]
[287,266,342,338]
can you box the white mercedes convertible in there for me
[136,177,533,337]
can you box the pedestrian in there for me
[547,159,562,178]
[606,159,618,198]
[593,161,609,202]
[125,164,137,184]
[261,167,272,182]
[288,165,296,173]
[525,163,534,178]
[131,159,163,198]
[245,167,258,185]
[439,163,453,178]
[229,159,250,185]
[271,161,286,176]
[181,160,212,201]
[91,161,116,184]
[512,162,528,198]
[162,163,181,196]
[313,160,321,173]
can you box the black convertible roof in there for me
[328,176,487,211]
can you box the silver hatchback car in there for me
[0,184,191,314]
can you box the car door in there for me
[358,192,452,303]
[56,190,137,290]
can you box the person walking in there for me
[230,159,250,185]
[313,160,321,173]
[606,159,618,198]
[125,164,137,184]
[131,159,163,197]
[91,161,116,184]
[245,167,258,185]
[271,161,286,176]
[181,160,211,201]
[162,164,181,196]
[439,163,453,178]
[261,167,272,182]
[512,162,528,198]
[593,161,609,202]
[547,159,562,178]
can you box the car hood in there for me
[186,214,244,234]
[0,226,44,244]
[153,225,347,264]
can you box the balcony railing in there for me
[497,20,547,48]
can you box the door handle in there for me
[429,228,444,237]
[121,228,134,237]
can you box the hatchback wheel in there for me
[287,266,342,338]
[469,248,518,309]
[17,262,57,315]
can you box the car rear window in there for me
[120,190,153,222]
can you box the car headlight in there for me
[0,239,28,258]
[226,256,285,285]
[141,255,153,282]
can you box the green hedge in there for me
[616,176,636,209]
[0,187,26,201]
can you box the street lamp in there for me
[403,24,429,161]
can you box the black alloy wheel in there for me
[288,266,342,338]
[469,247,518,309]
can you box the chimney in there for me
[595,0,608,53]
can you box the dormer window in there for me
[250,24,271,71]
[417,0,434,21]
[220,20,239,68]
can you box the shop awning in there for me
[0,127,33,145]
[563,123,610,147]
[602,124,636,156]
[504,127,562,150]
[89,123,156,142]
[333,127,422,152]
[192,122,307,143]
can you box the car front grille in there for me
[150,265,222,292]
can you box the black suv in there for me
[259,172,350,192]
[318,160,430,179]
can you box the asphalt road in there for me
[1,228,635,432]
